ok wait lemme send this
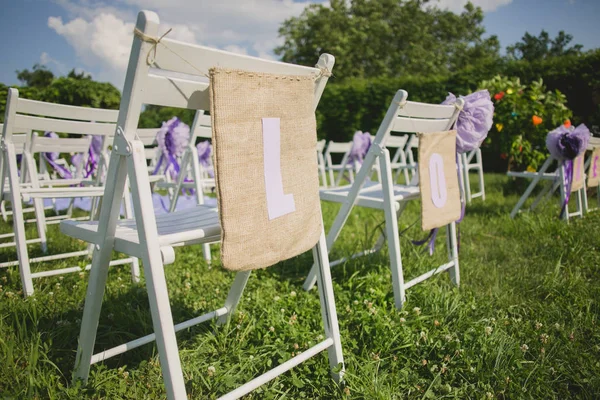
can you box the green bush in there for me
[479,76,572,171]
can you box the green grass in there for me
[1,173,599,399]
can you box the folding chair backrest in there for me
[2,97,118,143]
[317,139,326,153]
[588,137,600,151]
[326,141,352,156]
[29,135,92,155]
[369,91,462,165]
[385,134,409,150]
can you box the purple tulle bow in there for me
[196,140,214,178]
[348,131,372,165]
[154,117,190,179]
[43,131,72,179]
[546,124,590,161]
[71,135,102,178]
[546,123,591,217]
[442,90,494,154]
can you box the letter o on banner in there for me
[417,130,462,231]
[428,153,447,208]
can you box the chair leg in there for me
[6,147,34,296]
[477,150,485,201]
[202,243,211,264]
[217,271,251,325]
[446,222,460,286]
[379,150,405,309]
[140,247,187,400]
[73,245,114,382]
[313,232,344,382]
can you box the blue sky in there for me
[0,0,598,89]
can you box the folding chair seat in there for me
[461,148,485,202]
[304,90,464,309]
[324,140,355,187]
[0,95,140,296]
[59,10,343,399]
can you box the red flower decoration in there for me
[564,119,571,128]
[532,115,543,126]
[500,153,508,160]
[494,92,505,101]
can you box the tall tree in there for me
[15,64,54,88]
[275,0,500,80]
[506,30,583,61]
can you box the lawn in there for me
[1,173,599,399]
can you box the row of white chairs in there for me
[0,10,484,399]
[318,134,486,203]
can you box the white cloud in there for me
[430,0,513,12]
[48,11,197,87]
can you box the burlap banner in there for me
[209,68,322,271]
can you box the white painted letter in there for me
[262,118,295,220]
[429,153,447,208]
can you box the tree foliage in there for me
[16,64,55,88]
[0,68,121,122]
[506,30,583,61]
[275,0,500,80]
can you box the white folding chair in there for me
[507,155,585,220]
[324,140,354,187]
[461,148,485,202]
[0,94,140,296]
[317,139,328,188]
[59,10,343,399]
[304,90,463,309]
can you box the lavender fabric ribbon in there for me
[71,135,102,178]
[43,131,72,179]
[153,117,190,179]
[546,123,591,217]
[413,91,493,255]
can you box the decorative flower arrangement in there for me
[154,117,190,179]
[479,76,572,171]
